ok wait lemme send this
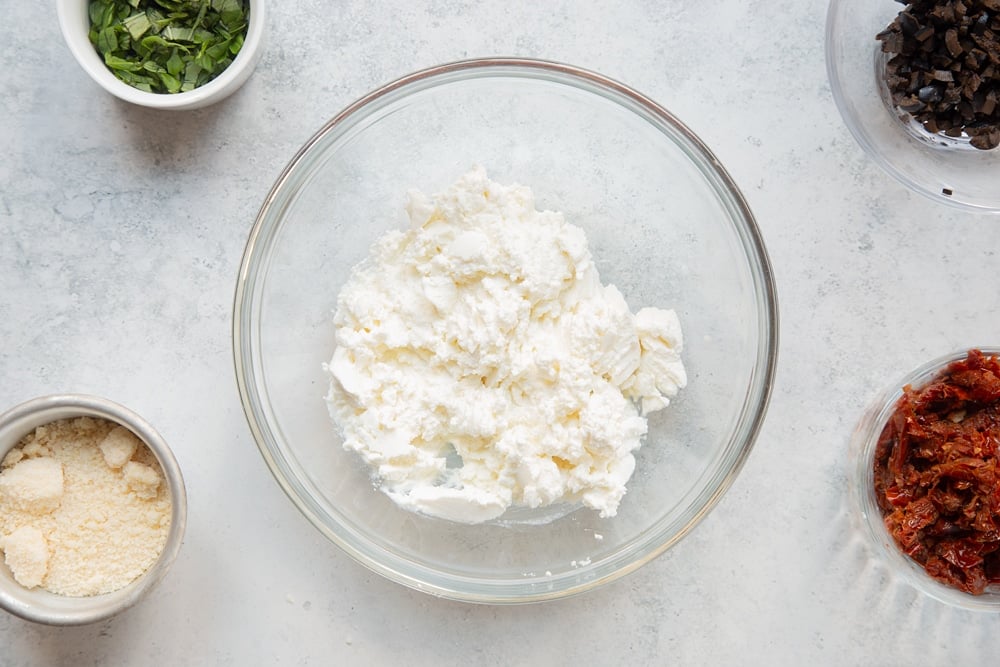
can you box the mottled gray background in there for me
[3,1,999,664]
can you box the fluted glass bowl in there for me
[851,347,1000,611]
[233,58,778,603]
[826,0,1000,211]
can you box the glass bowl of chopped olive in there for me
[851,348,1000,611]
[56,0,265,110]
[0,394,187,625]
[826,0,1000,211]
[233,58,778,604]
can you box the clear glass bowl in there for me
[850,348,1000,611]
[826,0,1000,212]
[233,58,778,603]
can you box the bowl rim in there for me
[850,347,1000,611]
[232,56,779,603]
[55,0,266,110]
[0,394,187,625]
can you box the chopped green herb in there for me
[122,12,152,40]
[87,0,249,94]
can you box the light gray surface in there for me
[1,0,998,664]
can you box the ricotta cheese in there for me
[324,166,686,524]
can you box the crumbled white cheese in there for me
[123,461,162,499]
[21,441,51,459]
[1,448,23,469]
[0,457,64,515]
[0,526,48,589]
[99,426,140,469]
[325,166,686,524]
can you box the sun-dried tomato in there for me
[873,349,1000,595]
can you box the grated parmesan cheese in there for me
[0,417,172,596]
[0,526,48,589]
[99,425,138,469]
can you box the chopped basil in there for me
[87,0,249,94]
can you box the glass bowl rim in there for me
[850,346,1000,611]
[232,57,779,603]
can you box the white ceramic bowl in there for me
[56,0,266,110]
[0,395,187,625]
